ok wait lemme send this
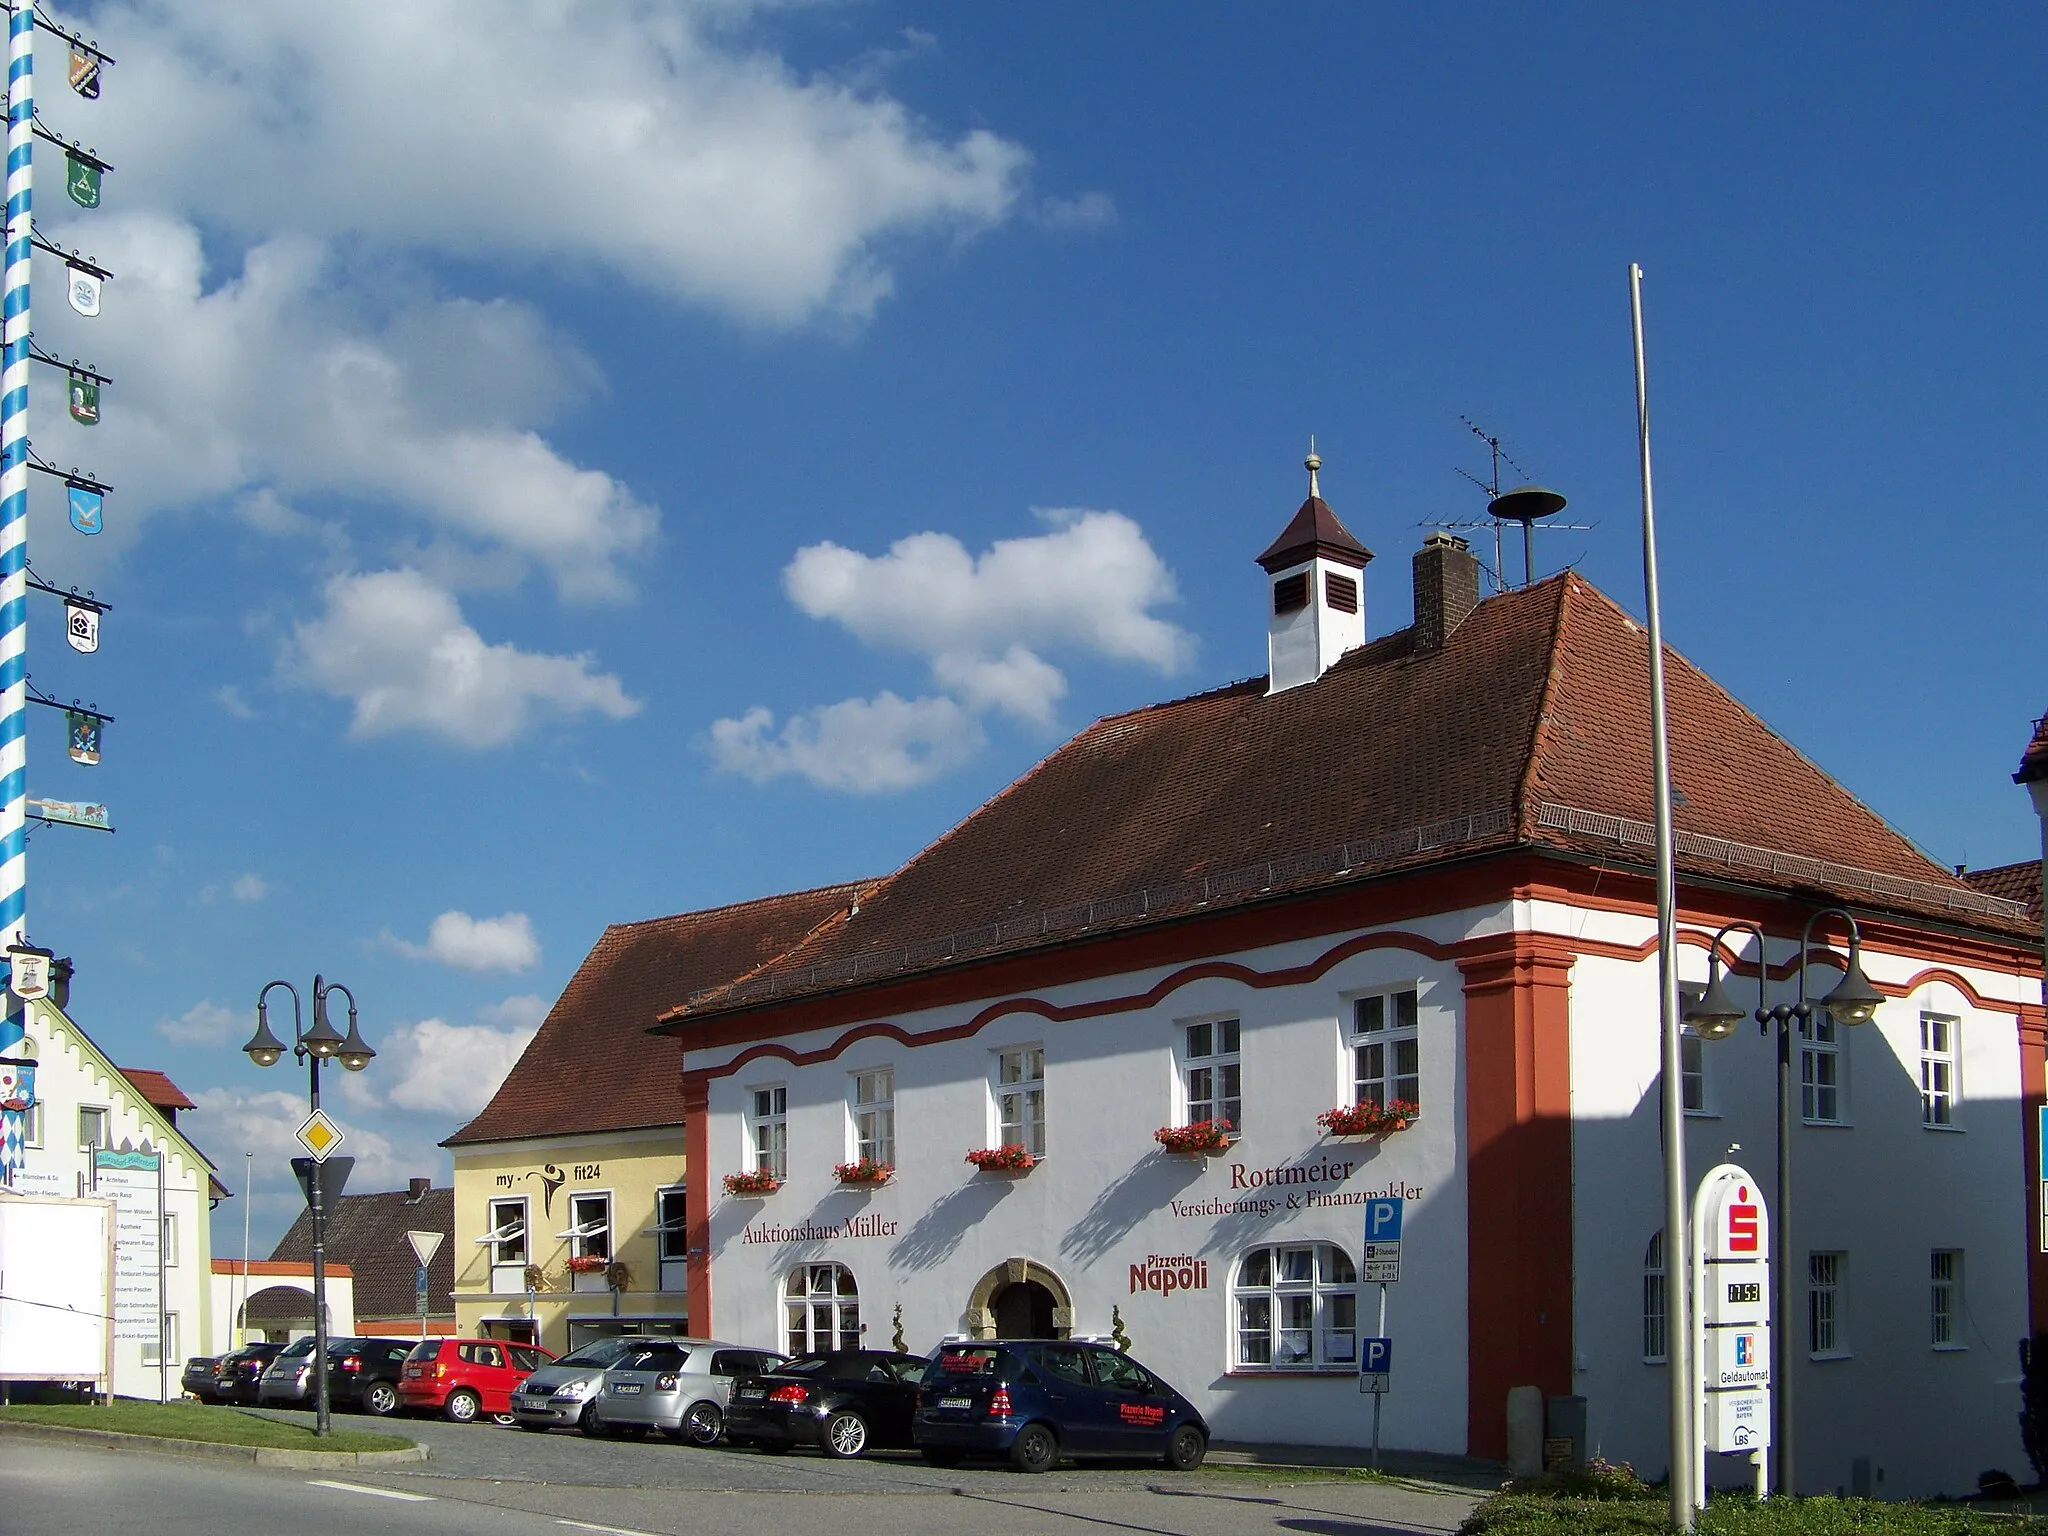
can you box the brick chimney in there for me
[1412,532,1480,653]
[408,1176,432,1203]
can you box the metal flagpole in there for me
[0,1,35,1148]
[239,1150,253,1347]
[1631,261,1695,1529]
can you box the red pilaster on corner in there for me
[682,1072,712,1339]
[1458,932,1577,1460]
[2021,1003,2048,1336]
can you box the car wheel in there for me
[362,1381,400,1418]
[578,1402,603,1437]
[1009,1423,1058,1474]
[1164,1424,1207,1471]
[489,1412,516,1426]
[682,1401,723,1448]
[443,1388,482,1425]
[516,1421,551,1432]
[919,1447,963,1468]
[822,1410,869,1460]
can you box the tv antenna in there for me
[1439,417,1593,589]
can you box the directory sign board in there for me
[1693,1162,1772,1454]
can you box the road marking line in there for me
[555,1521,665,1536]
[306,1479,436,1503]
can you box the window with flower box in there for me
[563,1191,613,1290]
[1232,1243,1358,1371]
[748,1084,788,1181]
[1351,988,1419,1110]
[1182,1019,1242,1132]
[484,1197,528,1292]
[784,1262,859,1354]
[851,1067,895,1167]
[995,1047,1045,1157]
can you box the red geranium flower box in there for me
[1154,1119,1234,1154]
[834,1158,894,1186]
[722,1169,781,1196]
[965,1144,1036,1173]
[1317,1100,1420,1137]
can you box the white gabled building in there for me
[2,985,221,1398]
[656,464,2040,1497]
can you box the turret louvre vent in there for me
[1325,573,1359,614]
[1273,573,1310,615]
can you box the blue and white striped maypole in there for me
[0,1,31,1103]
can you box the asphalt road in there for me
[0,1410,1484,1536]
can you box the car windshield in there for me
[557,1338,648,1368]
[924,1346,1013,1382]
[404,1341,441,1363]
[278,1338,317,1359]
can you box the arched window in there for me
[1643,1232,1667,1363]
[1231,1244,1357,1370]
[784,1263,859,1355]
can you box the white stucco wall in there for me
[1565,904,2032,1498]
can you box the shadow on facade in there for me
[1059,1150,1209,1265]
[889,1178,1019,1272]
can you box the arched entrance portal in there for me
[963,1258,1073,1340]
[991,1279,1056,1338]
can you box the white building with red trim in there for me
[655,479,2041,1496]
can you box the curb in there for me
[0,1419,429,1466]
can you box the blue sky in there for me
[17,3,2041,1255]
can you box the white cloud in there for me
[286,569,640,747]
[369,1017,540,1120]
[231,873,269,903]
[391,910,542,973]
[1036,191,1117,231]
[83,0,1029,328]
[710,693,985,793]
[38,218,657,604]
[189,1086,426,1244]
[214,685,256,719]
[931,645,1068,726]
[478,994,550,1031]
[157,1000,246,1048]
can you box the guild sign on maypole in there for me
[0,2,116,1184]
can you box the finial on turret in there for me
[1305,436,1321,500]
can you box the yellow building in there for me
[443,884,865,1355]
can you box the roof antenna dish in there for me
[1488,484,1568,588]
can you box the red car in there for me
[397,1338,555,1423]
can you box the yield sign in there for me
[406,1229,445,1268]
[295,1108,345,1162]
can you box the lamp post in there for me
[242,975,374,1438]
[1686,908,1884,1496]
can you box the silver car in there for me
[510,1335,676,1434]
[589,1339,785,1445]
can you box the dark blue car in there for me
[911,1340,1208,1472]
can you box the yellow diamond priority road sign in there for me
[295,1108,345,1162]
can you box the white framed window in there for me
[485,1197,528,1267]
[144,1312,179,1368]
[1351,988,1419,1109]
[1642,1231,1668,1363]
[162,1211,179,1268]
[20,1099,41,1148]
[564,1191,612,1262]
[995,1046,1045,1157]
[748,1085,788,1180]
[1680,1029,1708,1115]
[1931,1250,1963,1349]
[784,1262,859,1354]
[655,1187,688,1263]
[1232,1243,1359,1370]
[1800,1009,1844,1123]
[851,1068,895,1166]
[77,1104,107,1151]
[1809,1251,1847,1357]
[1182,1018,1241,1130]
[1920,1014,1958,1127]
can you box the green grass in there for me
[1462,1490,2048,1535]
[0,1400,414,1454]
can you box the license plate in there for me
[939,1396,971,1410]
[614,1382,642,1395]
[737,1388,763,1400]
[514,1397,540,1409]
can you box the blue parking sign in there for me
[1361,1337,1393,1373]
[1364,1197,1404,1244]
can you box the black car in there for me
[211,1342,285,1405]
[726,1350,930,1458]
[332,1338,419,1416]
[911,1339,1208,1473]
[180,1355,223,1401]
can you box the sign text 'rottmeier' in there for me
[741,1213,900,1245]
[1173,1164,1423,1220]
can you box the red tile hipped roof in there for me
[445,884,869,1145]
[663,572,2029,1024]
[270,1185,454,1320]
[1256,496,1373,572]
[117,1067,195,1112]
[1964,860,2042,921]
